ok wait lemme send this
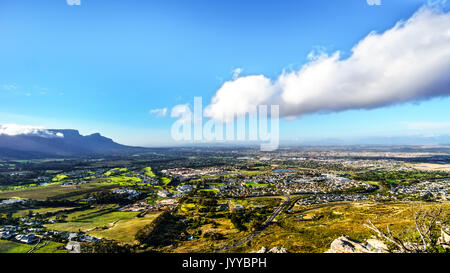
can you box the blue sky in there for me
[1,0,450,146]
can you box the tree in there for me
[364,205,449,253]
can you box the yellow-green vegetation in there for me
[44,205,148,238]
[239,170,268,176]
[142,167,156,177]
[33,241,66,253]
[100,175,142,185]
[198,189,219,193]
[0,182,60,193]
[180,203,197,212]
[52,174,68,182]
[0,240,65,253]
[0,182,116,201]
[232,197,281,208]
[89,212,161,243]
[245,182,270,187]
[0,240,32,253]
[12,207,72,217]
[168,217,250,253]
[232,201,450,253]
[161,177,171,186]
[38,204,161,244]
[103,168,128,177]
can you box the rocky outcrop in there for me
[325,235,389,253]
[253,246,289,253]
[438,226,450,249]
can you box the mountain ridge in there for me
[0,129,146,159]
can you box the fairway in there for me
[88,212,161,243]
[44,205,161,244]
[0,182,118,201]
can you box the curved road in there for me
[217,195,290,252]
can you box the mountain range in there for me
[0,129,145,159]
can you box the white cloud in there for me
[0,124,64,138]
[232,68,243,79]
[367,0,381,6]
[205,6,450,121]
[2,84,17,91]
[66,0,81,6]
[149,108,168,117]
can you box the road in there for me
[217,195,290,252]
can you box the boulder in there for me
[438,225,450,248]
[268,247,289,253]
[325,235,389,253]
[253,246,289,253]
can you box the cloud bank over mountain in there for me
[204,6,450,121]
[0,124,64,138]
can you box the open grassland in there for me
[0,240,65,253]
[0,240,32,253]
[11,206,73,217]
[33,241,66,253]
[167,217,250,253]
[88,212,161,243]
[232,201,450,253]
[44,205,161,244]
[409,163,450,172]
[44,205,127,231]
[99,175,142,184]
[0,182,117,201]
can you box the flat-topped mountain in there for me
[0,128,145,159]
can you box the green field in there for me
[103,168,128,176]
[161,177,172,185]
[89,212,161,243]
[52,174,68,182]
[43,205,160,243]
[142,167,156,177]
[0,240,65,253]
[0,182,117,201]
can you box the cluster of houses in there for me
[119,198,179,212]
[112,188,141,199]
[205,172,375,198]
[0,223,99,246]
[176,184,193,194]
[0,225,40,244]
[389,179,450,201]
[295,193,371,206]
[0,198,26,208]
[61,180,87,186]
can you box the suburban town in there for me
[0,146,449,253]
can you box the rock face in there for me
[438,226,450,249]
[254,246,289,253]
[325,236,389,253]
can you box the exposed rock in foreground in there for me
[253,246,289,253]
[325,236,390,253]
[438,226,450,249]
